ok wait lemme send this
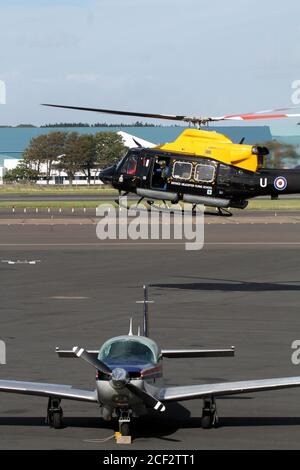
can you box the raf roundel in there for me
[274,176,287,191]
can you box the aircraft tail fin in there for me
[136,285,154,337]
[143,285,149,337]
[128,318,133,336]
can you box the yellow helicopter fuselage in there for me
[156,128,259,172]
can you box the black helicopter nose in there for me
[99,165,116,184]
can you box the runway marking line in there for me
[51,296,88,300]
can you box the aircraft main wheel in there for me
[120,422,130,436]
[201,414,213,429]
[52,411,63,429]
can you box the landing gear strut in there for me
[217,207,232,217]
[118,409,131,436]
[46,397,63,429]
[201,397,219,429]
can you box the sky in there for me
[1,0,300,134]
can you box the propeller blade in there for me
[72,346,112,375]
[126,383,165,412]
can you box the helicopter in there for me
[43,103,300,215]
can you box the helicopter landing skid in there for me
[114,197,232,217]
[205,207,233,217]
[115,196,151,212]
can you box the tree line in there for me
[264,140,300,168]
[4,131,127,184]
[41,121,157,128]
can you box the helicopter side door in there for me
[150,156,172,190]
[117,152,153,190]
[117,153,139,190]
[139,155,153,187]
[168,157,217,196]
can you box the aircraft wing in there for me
[57,348,235,359]
[161,348,235,358]
[0,379,98,402]
[157,376,300,402]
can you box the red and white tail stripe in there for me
[212,106,300,121]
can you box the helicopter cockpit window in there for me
[122,155,138,175]
[172,161,192,180]
[194,164,215,183]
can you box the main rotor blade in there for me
[212,105,300,120]
[73,346,112,375]
[41,103,186,122]
[220,113,300,121]
[42,103,300,124]
[126,383,165,412]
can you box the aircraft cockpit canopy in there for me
[98,336,159,365]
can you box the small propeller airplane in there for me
[1,286,300,441]
[42,103,300,215]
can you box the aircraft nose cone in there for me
[110,368,129,389]
[99,165,116,183]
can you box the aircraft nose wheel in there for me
[201,397,219,429]
[119,421,130,436]
[46,397,63,429]
[118,409,131,436]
